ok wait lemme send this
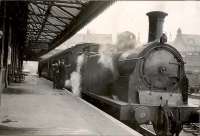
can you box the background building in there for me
[173,28,200,73]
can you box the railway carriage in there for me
[38,11,200,136]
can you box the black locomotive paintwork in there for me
[38,41,199,136]
[38,11,200,136]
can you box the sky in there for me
[43,1,200,58]
[78,1,200,43]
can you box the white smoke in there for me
[65,31,138,95]
[65,54,85,96]
[65,79,71,88]
[76,54,85,72]
[98,31,138,72]
[70,71,81,96]
[98,44,117,72]
[119,47,142,61]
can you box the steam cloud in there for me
[65,54,85,96]
[98,31,138,72]
[65,31,138,96]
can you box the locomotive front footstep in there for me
[39,11,200,136]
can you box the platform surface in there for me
[0,75,141,136]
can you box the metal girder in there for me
[46,1,113,53]
[28,4,43,31]
[41,32,57,36]
[56,6,75,18]
[50,15,69,25]
[30,0,85,6]
[40,34,55,38]
[26,0,82,44]
[29,3,44,19]
[46,20,64,31]
[30,2,47,13]
[28,16,42,36]
[26,41,49,43]
[31,1,82,10]
[52,3,82,10]
[29,13,73,20]
[27,29,60,33]
[25,0,113,60]
[27,32,57,38]
[27,21,65,26]
[27,32,56,38]
[28,12,71,26]
[27,14,66,25]
[28,12,64,32]
[35,2,52,41]
[28,14,42,23]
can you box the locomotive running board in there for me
[82,91,157,136]
[82,91,131,121]
[82,91,200,123]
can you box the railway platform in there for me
[0,75,141,136]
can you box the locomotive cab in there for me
[38,10,199,136]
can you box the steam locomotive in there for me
[38,11,200,136]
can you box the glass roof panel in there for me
[47,17,66,26]
[51,6,71,18]
[53,2,82,8]
[41,32,57,37]
[25,0,112,60]
[29,3,42,15]
[61,7,80,16]
[44,24,62,32]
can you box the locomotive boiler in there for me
[38,11,200,136]
[80,11,199,136]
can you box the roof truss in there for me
[24,0,113,60]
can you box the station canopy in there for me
[24,0,112,60]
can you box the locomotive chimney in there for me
[146,11,168,42]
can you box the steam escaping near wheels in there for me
[38,11,200,136]
[66,31,138,96]
[65,54,85,96]
[70,71,81,96]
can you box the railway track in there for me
[136,125,156,136]
[138,123,200,136]
[61,88,200,136]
